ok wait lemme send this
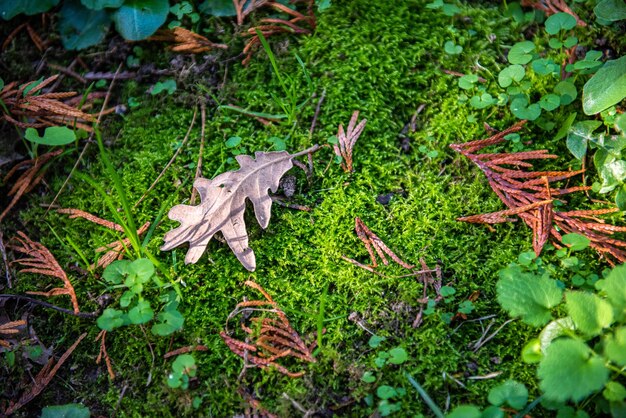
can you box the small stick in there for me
[467,371,503,380]
[0,232,11,288]
[0,294,99,318]
[163,345,209,359]
[47,62,87,84]
[271,197,311,212]
[309,88,326,137]
[134,106,198,208]
[472,319,515,352]
[190,103,207,205]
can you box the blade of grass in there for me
[218,105,287,120]
[405,372,445,418]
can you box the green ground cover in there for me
[1,0,624,416]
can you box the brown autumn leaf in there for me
[161,146,319,271]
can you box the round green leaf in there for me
[172,354,196,375]
[604,382,626,402]
[469,93,496,109]
[488,380,528,409]
[59,0,111,50]
[362,371,376,383]
[111,0,168,41]
[554,81,578,105]
[508,41,535,64]
[446,405,481,418]
[539,94,561,111]
[24,126,77,146]
[128,299,154,324]
[522,338,542,363]
[561,233,591,251]
[376,385,397,400]
[594,0,626,22]
[387,347,408,364]
[458,74,478,90]
[97,308,126,331]
[510,97,541,121]
[498,64,525,88]
[545,12,577,35]
[548,38,563,49]
[444,40,462,55]
[538,338,609,402]
[129,258,155,283]
[583,56,626,115]
[102,260,130,284]
[225,136,242,148]
[532,58,558,75]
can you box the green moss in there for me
[4,0,624,417]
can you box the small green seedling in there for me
[167,354,197,390]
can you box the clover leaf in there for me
[508,41,535,64]
[545,12,577,35]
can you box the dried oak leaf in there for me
[162,147,317,271]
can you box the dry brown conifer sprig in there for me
[353,217,414,269]
[95,330,115,380]
[0,149,62,224]
[240,0,316,66]
[0,319,26,348]
[452,121,626,264]
[333,111,367,172]
[221,280,315,378]
[521,0,586,27]
[2,332,86,416]
[0,75,96,130]
[57,208,150,269]
[10,232,80,314]
[149,27,228,54]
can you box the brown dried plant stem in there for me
[521,0,586,26]
[451,121,626,264]
[0,294,98,318]
[95,330,115,379]
[333,111,367,172]
[150,26,227,53]
[0,319,26,348]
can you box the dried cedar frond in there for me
[353,217,414,269]
[0,149,61,223]
[452,121,626,264]
[0,319,26,348]
[0,75,96,130]
[2,23,47,51]
[221,280,315,378]
[10,232,80,314]
[241,0,316,66]
[95,330,115,379]
[150,27,227,54]
[333,111,367,173]
[2,333,86,416]
[521,0,586,27]
[57,208,150,269]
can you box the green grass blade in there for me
[405,372,445,418]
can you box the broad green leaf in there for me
[129,258,155,283]
[80,0,124,9]
[481,405,504,418]
[102,260,130,284]
[583,56,626,115]
[566,121,601,160]
[24,126,76,146]
[565,291,613,336]
[440,286,456,297]
[387,347,408,364]
[41,404,90,418]
[469,93,496,109]
[0,0,59,20]
[605,327,626,366]
[497,266,562,326]
[532,58,558,76]
[539,94,561,111]
[563,36,578,48]
[508,41,535,64]
[608,160,626,182]
[198,0,236,16]
[561,233,591,251]
[59,0,111,50]
[538,338,609,402]
[594,0,626,22]
[548,38,563,49]
[444,41,462,55]
[120,290,134,308]
[225,136,242,148]
[362,371,376,383]
[151,308,184,336]
[554,80,577,105]
[97,308,126,331]
[498,65,525,88]
[604,381,626,402]
[128,299,154,324]
[510,97,541,121]
[111,0,168,41]
[172,354,196,376]
[488,380,528,409]
[446,405,481,418]
[151,79,177,95]
[458,74,478,90]
[545,12,577,34]
[376,385,398,400]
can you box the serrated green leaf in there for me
[583,56,626,115]
[538,338,609,402]
[508,41,535,64]
[565,291,613,336]
[545,12,577,34]
[488,380,528,409]
[539,317,575,352]
[497,266,562,326]
[605,327,626,366]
